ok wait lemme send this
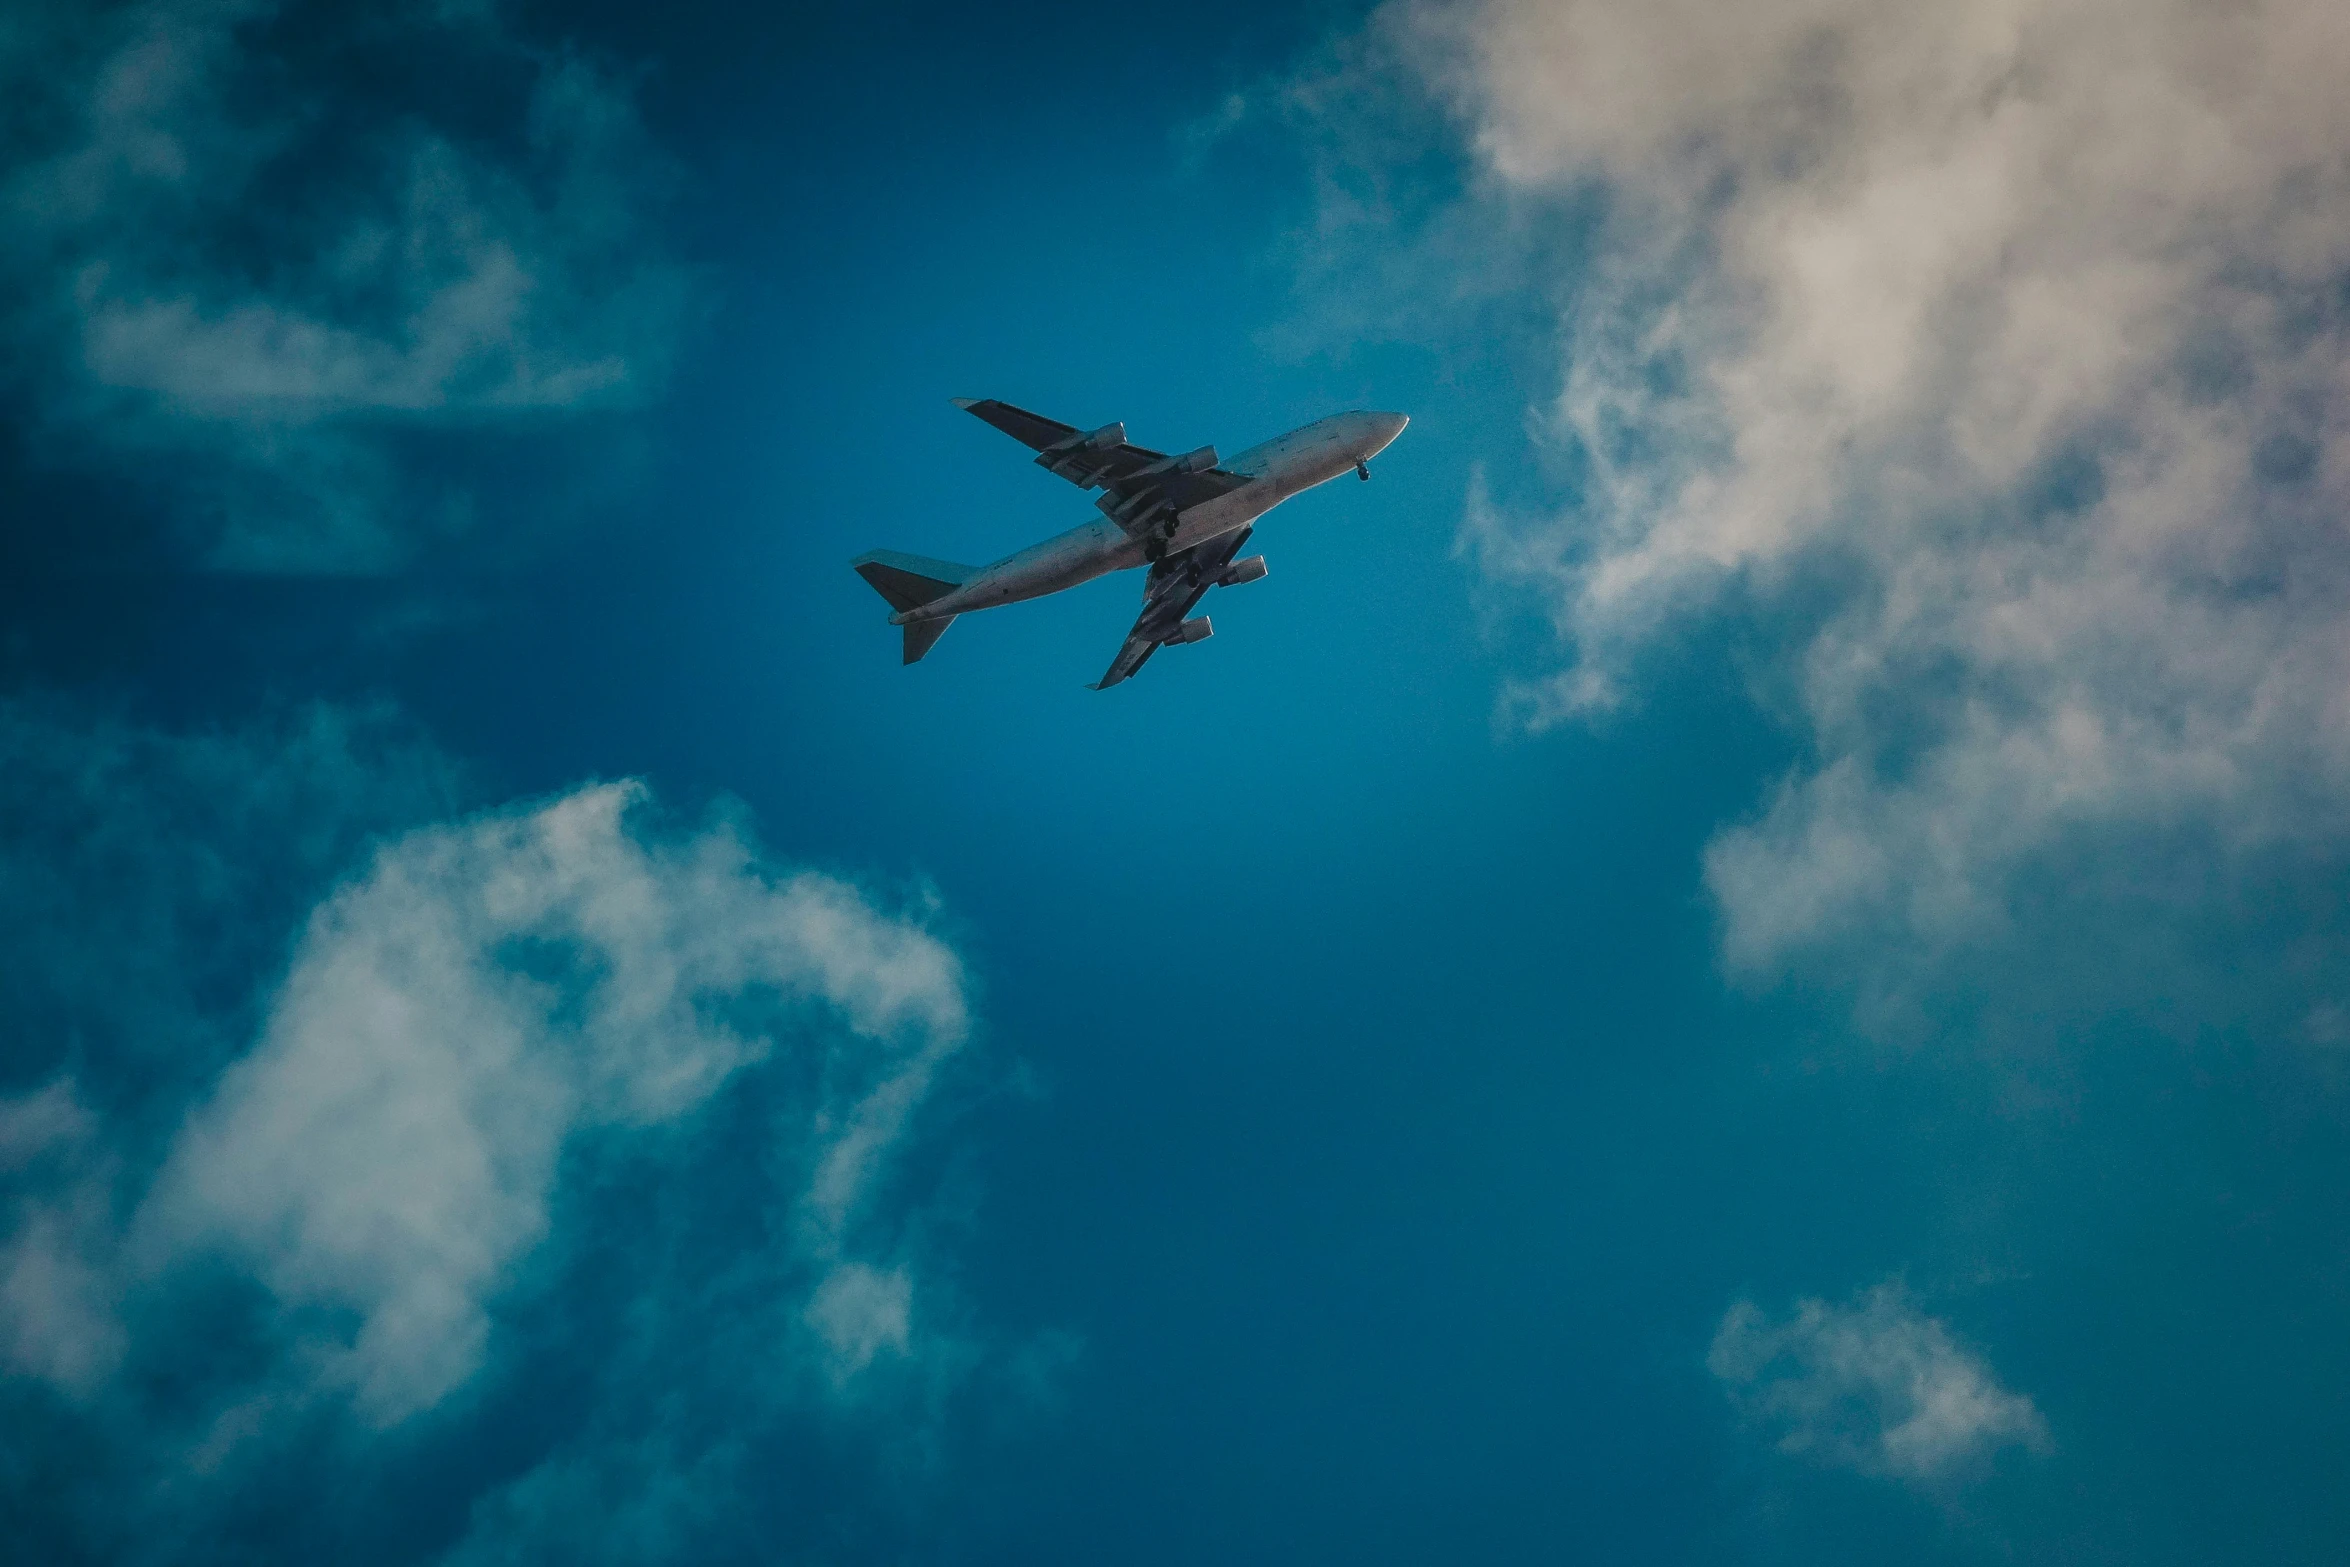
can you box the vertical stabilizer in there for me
[903,616,957,664]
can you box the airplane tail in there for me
[902,616,956,664]
[851,550,974,665]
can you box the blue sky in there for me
[6,1,2350,1562]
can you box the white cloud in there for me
[121,780,965,1425]
[1368,0,2350,980]
[0,0,687,569]
[0,755,970,1440]
[804,1261,915,1382]
[1710,1284,2050,1483]
[0,1080,123,1394]
[0,1079,96,1172]
[0,1201,125,1395]
[0,705,992,1556]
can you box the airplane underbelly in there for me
[964,520,1140,608]
[1171,481,1277,551]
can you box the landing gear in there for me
[1356,459,1371,480]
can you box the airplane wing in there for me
[955,397,1253,543]
[1091,526,1256,690]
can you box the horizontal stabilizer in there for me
[903,615,956,665]
[851,550,973,615]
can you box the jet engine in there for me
[1165,616,1214,645]
[1129,444,1220,480]
[1217,555,1268,587]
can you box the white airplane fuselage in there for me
[888,410,1408,626]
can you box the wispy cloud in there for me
[0,703,983,1553]
[115,780,966,1424]
[1711,1284,2050,1485]
[0,0,689,570]
[0,1080,122,1393]
[1313,0,2350,994]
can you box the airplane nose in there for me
[1362,411,1409,455]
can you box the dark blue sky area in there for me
[6,3,2350,1564]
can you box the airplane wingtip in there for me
[950,397,979,410]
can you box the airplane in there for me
[852,399,1409,688]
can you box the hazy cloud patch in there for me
[0,1079,123,1394]
[805,1261,916,1383]
[0,0,689,570]
[1711,1284,2050,1485]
